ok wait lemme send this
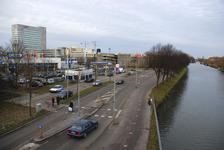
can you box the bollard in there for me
[40,129,42,138]
[97,94,99,102]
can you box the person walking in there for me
[69,100,74,112]
[52,97,55,106]
[56,96,60,105]
[148,97,151,106]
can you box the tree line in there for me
[145,43,190,86]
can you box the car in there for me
[31,81,43,87]
[48,78,55,84]
[57,90,73,99]
[85,78,94,83]
[116,71,121,74]
[50,85,63,93]
[107,72,113,76]
[98,72,105,76]
[131,68,136,71]
[116,79,124,84]
[126,72,131,75]
[93,80,102,86]
[18,78,26,84]
[67,119,98,138]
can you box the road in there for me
[35,70,156,150]
[0,70,157,150]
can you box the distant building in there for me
[12,24,46,53]
[42,47,66,58]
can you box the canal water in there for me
[157,62,224,150]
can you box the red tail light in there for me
[67,130,69,133]
[77,132,81,135]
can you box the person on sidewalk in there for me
[148,97,151,105]
[52,97,55,106]
[69,100,74,112]
[56,96,60,105]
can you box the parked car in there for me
[57,90,73,99]
[116,71,121,74]
[107,73,113,76]
[120,69,126,73]
[98,72,105,76]
[31,81,43,87]
[48,78,55,84]
[116,79,124,84]
[85,78,94,83]
[126,72,131,75]
[50,85,63,93]
[93,80,102,86]
[67,119,98,138]
[131,68,136,71]
[18,78,26,84]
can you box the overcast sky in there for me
[0,0,224,59]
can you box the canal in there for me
[157,62,224,150]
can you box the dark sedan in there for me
[116,79,124,84]
[126,72,131,75]
[85,78,94,83]
[67,119,98,138]
[57,90,73,99]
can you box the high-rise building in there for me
[12,24,46,53]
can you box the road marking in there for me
[108,116,112,118]
[116,110,122,118]
[124,145,128,147]
[107,109,111,111]
[129,132,133,134]
[101,115,105,117]
[95,114,98,117]
[136,115,138,117]
[55,111,58,112]
[65,112,68,114]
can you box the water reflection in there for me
[157,63,224,150]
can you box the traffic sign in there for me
[62,87,64,90]
[38,125,42,129]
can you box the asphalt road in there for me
[0,70,156,150]
[35,70,156,150]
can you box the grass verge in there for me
[0,91,21,100]
[147,67,188,150]
[60,81,112,104]
[0,102,48,135]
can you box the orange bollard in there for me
[40,129,42,138]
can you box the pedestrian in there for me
[69,100,74,112]
[148,97,151,106]
[56,96,60,105]
[52,97,55,106]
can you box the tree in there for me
[2,40,26,89]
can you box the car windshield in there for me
[71,123,83,130]
[60,91,67,94]
[53,85,60,88]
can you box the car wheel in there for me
[95,124,98,129]
[83,133,87,138]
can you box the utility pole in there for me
[113,63,116,125]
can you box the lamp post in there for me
[113,63,116,125]
[67,50,69,98]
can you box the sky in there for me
[0,0,224,59]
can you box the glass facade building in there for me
[12,24,46,53]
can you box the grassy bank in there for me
[0,102,48,135]
[147,67,188,150]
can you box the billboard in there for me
[7,52,23,59]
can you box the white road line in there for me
[115,110,122,118]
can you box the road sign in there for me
[38,125,42,129]
[62,87,64,90]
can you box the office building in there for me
[12,24,46,53]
